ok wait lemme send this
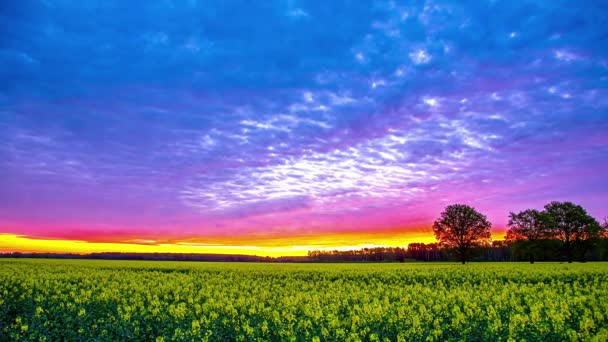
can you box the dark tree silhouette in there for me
[432,204,492,264]
[505,209,547,264]
[543,201,602,263]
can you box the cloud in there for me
[1,0,607,242]
[409,49,432,65]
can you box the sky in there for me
[1,0,607,256]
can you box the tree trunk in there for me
[460,247,466,264]
[529,252,534,264]
[565,241,572,263]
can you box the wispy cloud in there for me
[1,0,607,246]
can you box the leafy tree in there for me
[505,209,547,264]
[543,201,602,263]
[433,204,492,264]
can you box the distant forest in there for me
[308,239,608,262]
[2,238,608,263]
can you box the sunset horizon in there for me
[2,2,608,340]
[2,1,607,257]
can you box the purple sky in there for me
[0,0,607,250]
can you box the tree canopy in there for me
[432,204,492,264]
[505,209,547,263]
[543,201,602,263]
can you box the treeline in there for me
[308,241,513,263]
[431,201,607,263]
[509,239,608,262]
[308,245,448,262]
[311,201,607,263]
[504,202,607,263]
[308,239,608,263]
[2,239,607,263]
[0,252,308,263]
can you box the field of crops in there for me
[1,260,607,341]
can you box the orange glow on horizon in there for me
[0,229,507,257]
[1,231,435,257]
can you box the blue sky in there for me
[1,0,607,251]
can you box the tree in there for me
[596,218,608,260]
[505,209,547,264]
[432,204,492,264]
[543,201,602,263]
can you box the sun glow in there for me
[0,230,441,257]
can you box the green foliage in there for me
[1,260,608,341]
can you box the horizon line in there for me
[0,231,509,257]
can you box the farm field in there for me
[1,259,607,341]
